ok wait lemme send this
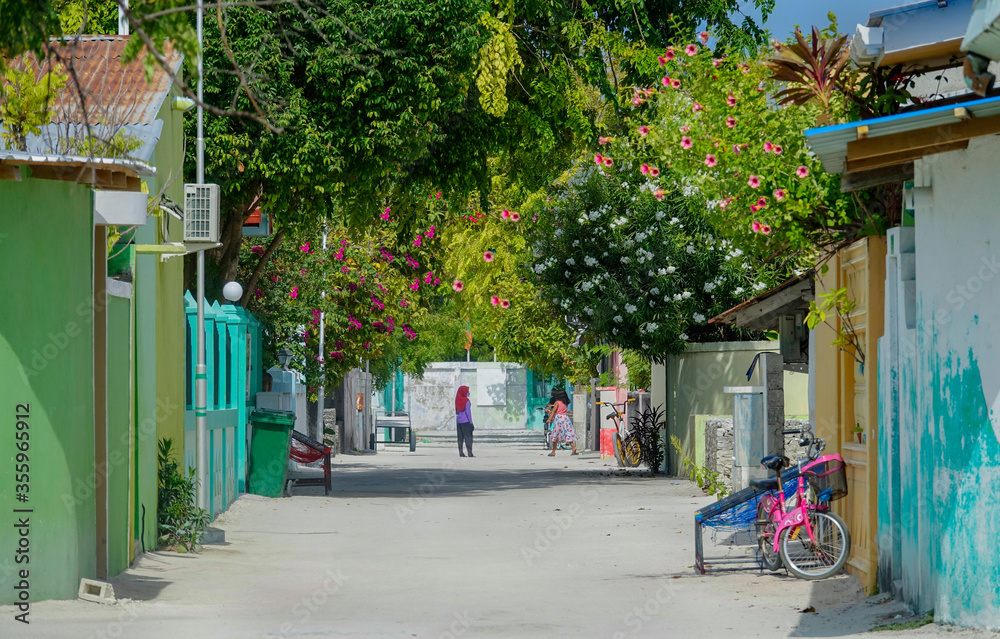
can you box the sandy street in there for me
[1,439,993,639]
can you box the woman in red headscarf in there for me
[455,385,474,457]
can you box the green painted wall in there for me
[0,178,96,602]
[107,294,132,577]
[133,225,159,553]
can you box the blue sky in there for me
[750,0,875,38]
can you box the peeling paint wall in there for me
[879,137,1000,628]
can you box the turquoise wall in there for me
[0,178,96,602]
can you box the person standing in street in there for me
[547,388,578,456]
[455,385,474,457]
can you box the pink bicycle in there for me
[752,432,851,580]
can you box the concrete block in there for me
[202,525,226,545]
[78,578,116,604]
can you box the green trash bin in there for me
[248,409,296,497]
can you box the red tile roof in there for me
[8,35,181,127]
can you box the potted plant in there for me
[852,423,863,444]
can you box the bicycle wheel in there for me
[612,433,625,467]
[622,435,642,467]
[778,510,850,580]
[755,501,782,571]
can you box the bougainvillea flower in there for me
[796,166,809,178]
[290,286,299,299]
[413,237,422,247]
[752,220,761,233]
[598,136,612,145]
[484,251,495,262]
[300,243,311,253]
[681,136,693,149]
[649,166,660,177]
[670,78,681,89]
[510,212,521,222]
[594,153,604,165]
[491,295,500,306]
[726,93,737,107]
[761,225,772,235]
[705,154,717,167]
[603,157,613,167]
[436,191,442,199]
[409,280,419,291]
[726,116,736,128]
[748,175,761,188]
[501,209,510,219]
[453,280,464,292]
[700,31,710,44]
[640,163,650,175]
[685,44,697,56]
[638,125,650,136]
[774,189,786,201]
[251,246,264,255]
[499,299,511,309]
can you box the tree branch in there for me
[241,228,286,306]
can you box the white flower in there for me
[704,282,716,292]
[734,287,745,295]
[566,257,576,266]
[679,333,689,341]
[693,313,706,323]
[682,291,692,299]
[573,240,580,247]
[647,322,659,331]
[650,287,660,296]
[657,268,667,276]
[655,211,666,221]
[670,217,680,225]
[754,282,767,291]
[584,256,598,267]
[666,266,677,274]
[614,315,623,323]
[686,244,695,254]
[673,294,682,301]
[625,304,637,313]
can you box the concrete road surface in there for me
[1,440,992,638]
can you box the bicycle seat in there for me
[605,413,621,420]
[750,477,780,492]
[759,455,789,471]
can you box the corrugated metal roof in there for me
[0,148,156,177]
[804,94,1000,174]
[7,35,180,127]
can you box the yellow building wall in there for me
[813,237,885,594]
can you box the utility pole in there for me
[316,227,327,441]
[195,0,208,510]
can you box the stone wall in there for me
[704,417,813,485]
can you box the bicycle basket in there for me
[802,454,848,501]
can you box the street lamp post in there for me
[194,0,208,511]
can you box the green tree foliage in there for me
[0,63,66,150]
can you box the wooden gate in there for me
[813,237,885,593]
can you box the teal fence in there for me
[183,292,263,519]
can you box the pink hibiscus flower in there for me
[452,280,464,292]
[680,125,691,134]
[692,102,704,113]
[500,299,511,309]
[705,154,717,167]
[657,56,668,66]
[490,295,500,306]
[638,125,650,136]
[774,189,786,201]
[685,44,697,56]
[594,153,604,165]
[511,212,521,222]
[752,220,761,233]
[796,166,809,178]
[750,204,760,214]
[773,145,783,155]
[761,224,772,235]
[726,116,736,128]
[681,136,693,149]
[484,251,495,262]
[654,188,666,201]
[603,157,614,167]
[748,175,761,188]
[649,166,660,177]
[757,196,768,208]
[661,75,672,87]
[699,31,710,44]
[764,141,773,152]
[599,136,612,145]
[669,78,680,90]
[664,48,676,61]
[640,163,650,175]
[726,93,737,107]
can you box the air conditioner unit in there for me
[183,183,220,243]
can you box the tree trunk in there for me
[241,228,286,307]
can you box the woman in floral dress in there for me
[547,388,578,456]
